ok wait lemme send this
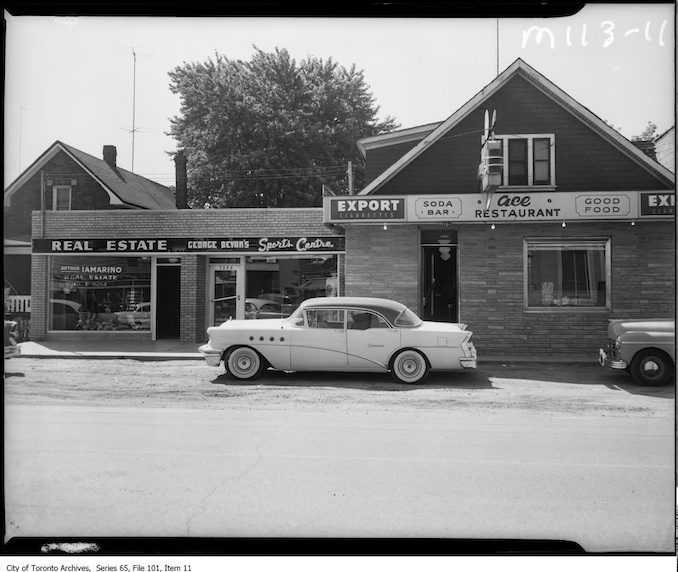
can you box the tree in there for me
[168,47,399,208]
[632,121,658,141]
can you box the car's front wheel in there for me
[225,346,265,380]
[629,349,674,386]
[390,349,429,384]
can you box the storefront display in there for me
[49,256,152,331]
[30,208,345,342]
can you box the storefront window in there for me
[245,255,339,319]
[525,240,610,310]
[49,256,151,330]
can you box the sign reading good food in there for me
[33,237,345,254]
[575,194,631,217]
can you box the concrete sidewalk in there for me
[13,339,595,364]
[16,339,203,360]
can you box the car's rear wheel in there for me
[629,349,674,386]
[225,346,264,380]
[390,349,429,384]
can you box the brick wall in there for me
[29,255,49,339]
[345,221,675,357]
[344,224,420,311]
[35,208,333,237]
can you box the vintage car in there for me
[245,298,289,320]
[4,320,21,359]
[115,302,151,330]
[199,296,477,383]
[599,319,675,386]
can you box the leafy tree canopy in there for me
[632,121,658,141]
[168,47,399,208]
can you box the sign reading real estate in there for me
[323,191,675,224]
[33,236,346,254]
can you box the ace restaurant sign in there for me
[323,191,674,224]
[33,236,345,254]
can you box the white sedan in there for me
[199,296,477,384]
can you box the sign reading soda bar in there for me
[33,236,345,254]
[324,191,674,224]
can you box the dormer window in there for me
[52,186,72,210]
[494,134,555,188]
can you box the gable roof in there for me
[358,58,675,195]
[4,140,177,209]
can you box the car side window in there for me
[306,309,345,329]
[348,310,389,330]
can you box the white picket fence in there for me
[5,295,31,313]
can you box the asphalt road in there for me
[3,358,675,553]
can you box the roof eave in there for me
[4,141,125,207]
[359,58,674,195]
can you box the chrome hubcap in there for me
[641,359,661,377]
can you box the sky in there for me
[3,3,675,188]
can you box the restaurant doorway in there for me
[421,230,459,323]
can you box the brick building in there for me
[18,59,676,356]
[324,58,675,357]
[29,208,344,341]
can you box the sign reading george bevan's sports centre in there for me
[323,191,674,224]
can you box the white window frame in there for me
[495,134,556,189]
[52,185,72,210]
[523,238,611,313]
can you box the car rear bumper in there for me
[599,348,627,370]
[460,357,477,369]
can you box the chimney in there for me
[103,145,117,168]
[174,150,188,209]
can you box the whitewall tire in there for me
[391,349,429,384]
[226,346,264,380]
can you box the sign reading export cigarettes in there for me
[324,191,673,223]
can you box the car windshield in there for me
[394,307,423,327]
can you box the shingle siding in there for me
[371,76,672,196]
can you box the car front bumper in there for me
[599,348,627,370]
[4,344,21,358]
[199,343,223,367]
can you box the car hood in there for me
[608,319,675,337]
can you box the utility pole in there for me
[19,105,25,171]
[496,19,500,77]
[131,48,137,172]
[347,161,354,194]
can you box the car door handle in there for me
[367,343,385,347]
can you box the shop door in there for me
[156,265,181,339]
[210,264,244,326]
[422,245,459,322]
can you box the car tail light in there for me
[461,332,475,357]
